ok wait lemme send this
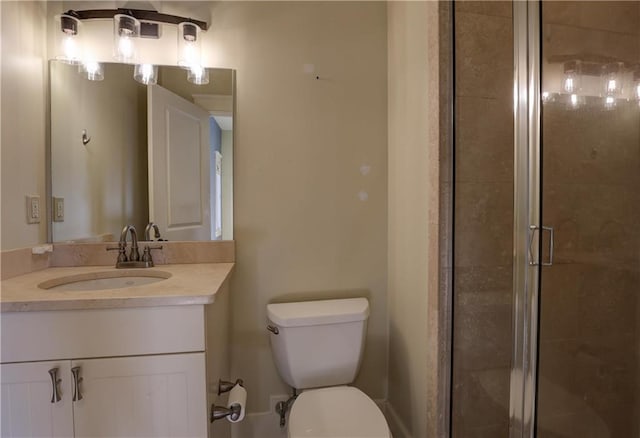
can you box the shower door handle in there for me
[541,226,554,266]
[528,225,554,266]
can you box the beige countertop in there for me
[0,263,234,312]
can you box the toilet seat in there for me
[288,386,391,438]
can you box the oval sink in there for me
[38,270,172,292]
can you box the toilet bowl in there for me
[266,298,391,438]
[289,386,390,438]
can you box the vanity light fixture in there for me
[55,8,209,85]
[178,22,203,69]
[114,14,140,63]
[55,13,82,64]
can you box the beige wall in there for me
[210,1,389,413]
[1,1,48,250]
[387,2,441,437]
[2,0,390,419]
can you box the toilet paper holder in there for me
[217,378,243,395]
[210,379,245,423]
[210,403,242,422]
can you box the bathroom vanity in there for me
[1,255,234,438]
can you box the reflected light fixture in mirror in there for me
[79,60,104,81]
[134,63,158,85]
[562,60,581,94]
[188,65,209,85]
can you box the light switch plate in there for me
[26,195,40,224]
[53,197,64,222]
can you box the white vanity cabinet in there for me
[1,284,231,438]
[1,361,74,437]
[1,354,205,437]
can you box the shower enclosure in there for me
[451,1,640,437]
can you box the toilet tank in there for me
[267,298,369,390]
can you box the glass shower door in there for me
[536,2,640,436]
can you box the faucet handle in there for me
[141,245,163,265]
[106,243,127,262]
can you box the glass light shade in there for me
[561,61,581,94]
[134,64,158,85]
[602,63,623,96]
[114,14,140,63]
[79,60,104,81]
[55,14,82,64]
[178,22,202,68]
[187,65,209,85]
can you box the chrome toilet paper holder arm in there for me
[210,404,242,422]
[210,378,245,423]
[218,378,243,395]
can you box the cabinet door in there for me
[0,361,74,437]
[72,353,207,438]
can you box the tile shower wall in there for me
[452,2,514,436]
[537,2,640,436]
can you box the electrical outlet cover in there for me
[26,195,40,224]
[53,197,65,222]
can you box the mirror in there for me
[49,61,234,242]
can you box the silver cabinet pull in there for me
[48,368,62,403]
[71,366,83,401]
[542,226,554,266]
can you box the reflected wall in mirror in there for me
[49,61,234,242]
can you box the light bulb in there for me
[561,61,581,94]
[563,73,577,93]
[134,64,158,85]
[114,14,139,63]
[56,14,82,64]
[178,22,202,69]
[118,35,135,60]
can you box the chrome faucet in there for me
[144,222,162,241]
[120,225,140,262]
[107,225,162,268]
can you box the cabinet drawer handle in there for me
[48,368,62,403]
[71,366,83,401]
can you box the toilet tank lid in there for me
[267,298,369,327]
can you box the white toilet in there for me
[267,298,391,438]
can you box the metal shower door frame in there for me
[509,1,541,438]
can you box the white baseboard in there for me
[385,401,412,438]
[231,398,399,438]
